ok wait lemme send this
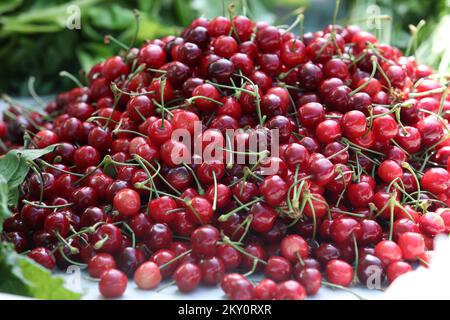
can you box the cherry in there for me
[347,182,374,207]
[150,249,178,278]
[315,119,342,144]
[173,263,202,293]
[359,219,383,245]
[216,244,242,271]
[126,96,154,123]
[421,168,450,195]
[284,143,310,170]
[165,61,192,88]
[118,247,146,276]
[419,212,445,236]
[99,268,127,298]
[134,261,162,290]
[208,16,231,37]
[205,183,231,209]
[341,110,367,138]
[315,243,341,266]
[233,15,253,41]
[101,56,129,81]
[113,188,141,217]
[374,240,402,265]
[275,280,306,300]
[221,273,255,300]
[280,235,309,262]
[28,172,55,200]
[145,223,173,251]
[44,211,70,237]
[28,247,56,270]
[5,232,28,253]
[264,256,292,282]
[71,186,98,211]
[196,160,225,185]
[199,256,225,285]
[138,43,166,68]
[298,62,323,90]
[280,39,307,67]
[147,119,173,146]
[260,175,287,206]
[297,102,325,128]
[148,196,177,223]
[378,160,403,183]
[297,268,322,295]
[325,259,353,287]
[88,253,117,278]
[91,224,123,253]
[398,232,425,260]
[190,225,219,257]
[249,202,277,233]
[254,279,277,300]
[20,204,49,230]
[186,196,214,224]
[330,217,362,246]
[74,146,101,170]
[357,254,384,287]
[386,261,412,284]
[256,25,280,53]
[208,58,235,84]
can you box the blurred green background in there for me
[0,0,449,95]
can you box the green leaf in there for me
[0,0,22,15]
[0,144,58,224]
[0,175,12,233]
[9,144,59,162]
[0,152,21,182]
[0,242,82,299]
[19,255,82,299]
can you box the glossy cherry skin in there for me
[325,259,353,287]
[386,261,412,284]
[275,280,306,300]
[118,247,146,276]
[264,256,292,283]
[199,256,226,286]
[99,269,128,298]
[91,224,123,254]
[145,223,173,251]
[280,235,309,262]
[173,263,202,293]
[134,261,162,290]
[113,188,141,217]
[398,232,425,260]
[88,253,117,278]
[190,225,220,257]
[28,247,56,270]
[374,240,402,265]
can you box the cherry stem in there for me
[212,171,218,211]
[59,71,83,89]
[321,281,366,300]
[182,163,205,195]
[55,232,79,255]
[218,197,264,222]
[93,235,109,251]
[222,235,267,265]
[22,200,74,209]
[159,249,193,270]
[349,56,378,97]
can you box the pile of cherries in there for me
[1,12,450,300]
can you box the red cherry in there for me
[113,188,141,217]
[99,269,127,298]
